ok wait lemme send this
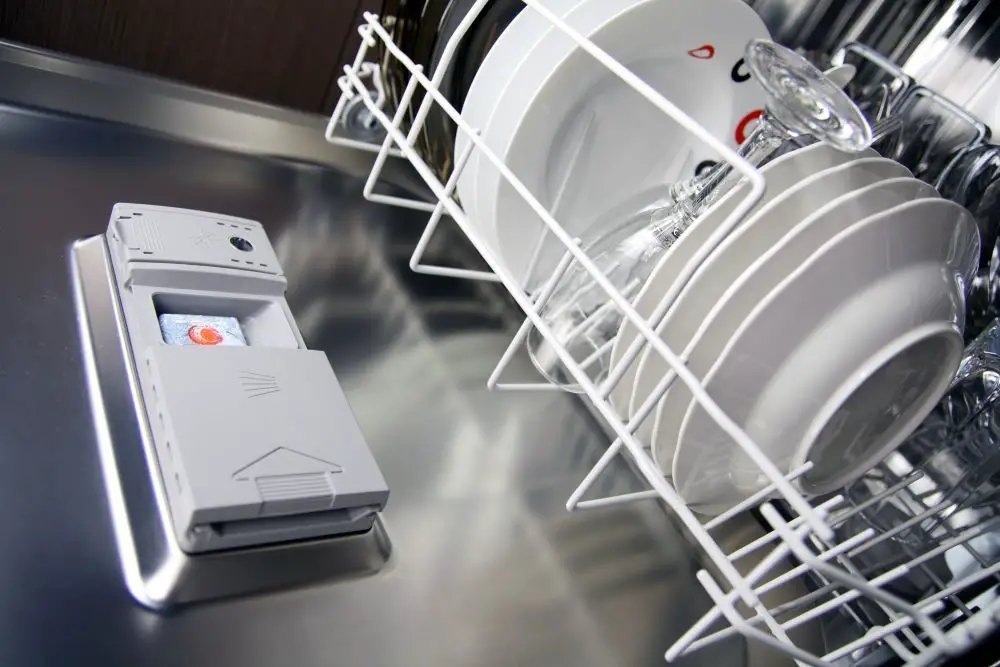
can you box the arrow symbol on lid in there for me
[232,447,343,480]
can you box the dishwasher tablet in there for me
[158,313,248,346]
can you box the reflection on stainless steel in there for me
[904,0,991,80]
[0,38,427,199]
[936,145,1000,339]
[831,42,912,121]
[750,0,958,64]
[898,0,1000,132]
[871,85,989,185]
[749,0,1000,140]
[0,41,787,667]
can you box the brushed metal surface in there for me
[0,0,376,114]
[749,0,956,61]
[0,86,751,666]
[0,38,388,175]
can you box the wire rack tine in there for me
[574,489,661,510]
[408,130,503,282]
[671,526,874,659]
[402,0,492,146]
[693,570,830,667]
[325,24,374,142]
[824,602,947,664]
[907,593,1000,667]
[361,65,439,213]
[566,438,629,510]
[726,494,844,561]
[768,519,1000,634]
[760,504,960,654]
[326,25,404,157]
[489,247,580,391]
[669,534,798,660]
[704,463,819,530]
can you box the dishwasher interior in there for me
[2,1,1000,666]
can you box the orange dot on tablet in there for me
[188,325,224,346]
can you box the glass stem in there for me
[668,115,786,218]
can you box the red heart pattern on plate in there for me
[687,45,715,59]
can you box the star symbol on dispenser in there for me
[191,231,220,247]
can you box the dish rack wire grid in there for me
[324,2,1000,664]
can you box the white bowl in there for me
[629,156,910,434]
[672,198,978,514]
[607,143,874,418]
[791,318,962,495]
[648,176,939,473]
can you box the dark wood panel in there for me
[0,0,381,113]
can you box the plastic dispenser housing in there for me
[106,204,389,553]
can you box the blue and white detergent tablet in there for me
[158,314,247,346]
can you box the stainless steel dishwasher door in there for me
[0,95,755,667]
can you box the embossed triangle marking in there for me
[232,446,343,480]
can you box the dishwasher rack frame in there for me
[324,2,1000,664]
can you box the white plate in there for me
[628,156,910,435]
[648,176,939,473]
[470,0,769,286]
[672,198,977,514]
[456,0,588,225]
[607,143,870,419]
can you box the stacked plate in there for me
[452,0,772,288]
[378,0,526,184]
[610,142,979,514]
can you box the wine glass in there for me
[526,39,873,390]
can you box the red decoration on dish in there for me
[735,109,764,144]
[687,45,715,59]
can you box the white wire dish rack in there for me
[324,2,1000,665]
